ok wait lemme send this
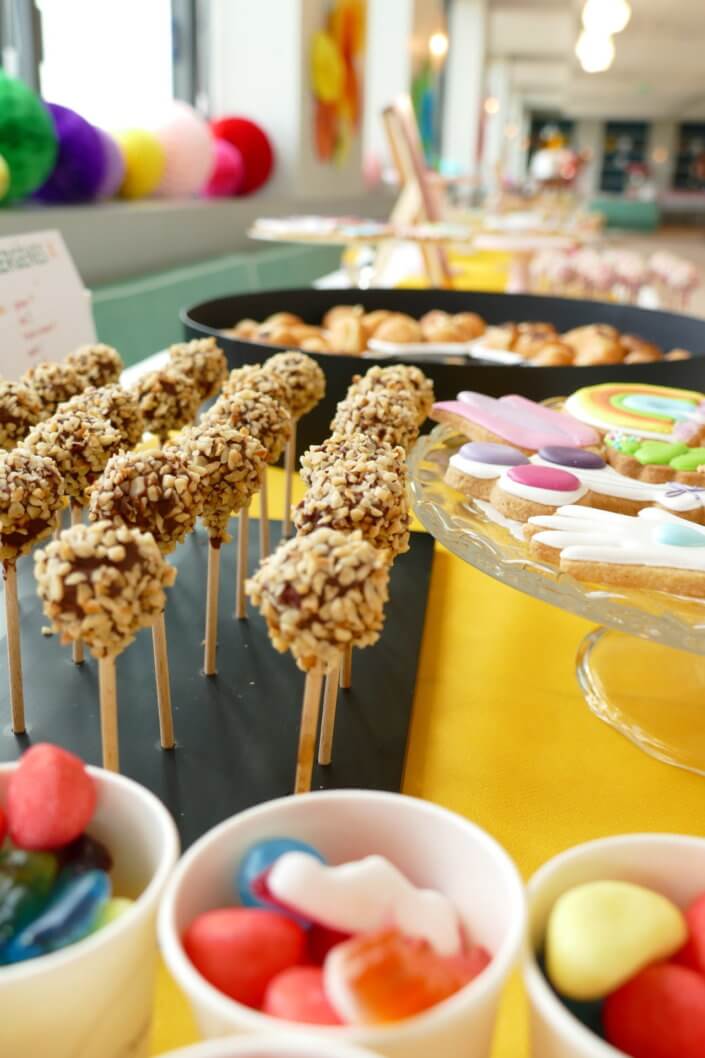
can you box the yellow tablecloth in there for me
[150,468,705,1057]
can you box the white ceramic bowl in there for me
[0,760,180,1058]
[158,1034,381,1057]
[159,789,526,1058]
[524,833,705,1058]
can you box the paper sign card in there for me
[0,229,96,379]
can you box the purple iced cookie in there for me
[460,442,529,466]
[539,446,605,470]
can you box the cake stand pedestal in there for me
[409,425,705,778]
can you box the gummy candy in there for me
[323,928,491,1024]
[237,838,324,925]
[2,868,110,963]
[7,744,96,851]
[307,923,351,965]
[263,966,342,1025]
[183,907,307,1007]
[0,844,58,949]
[91,897,133,932]
[58,834,113,878]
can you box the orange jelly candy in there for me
[324,927,491,1024]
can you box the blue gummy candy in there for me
[237,837,325,924]
[2,869,111,964]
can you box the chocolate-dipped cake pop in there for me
[222,363,293,409]
[35,521,176,770]
[168,337,228,402]
[22,361,85,418]
[300,433,406,487]
[24,407,123,506]
[349,364,434,425]
[263,351,326,420]
[66,344,123,389]
[65,384,145,447]
[330,388,419,450]
[88,448,203,552]
[0,381,43,449]
[247,527,389,792]
[294,451,410,559]
[131,367,200,440]
[206,389,292,465]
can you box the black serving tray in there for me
[0,521,434,847]
[182,288,705,457]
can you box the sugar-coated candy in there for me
[674,891,705,975]
[7,744,97,851]
[545,880,687,1000]
[323,928,491,1025]
[91,897,133,933]
[268,852,462,956]
[237,837,325,923]
[263,966,342,1025]
[604,963,705,1058]
[183,908,307,1007]
[0,844,58,948]
[2,868,110,963]
[307,923,351,965]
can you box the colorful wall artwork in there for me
[309,0,366,166]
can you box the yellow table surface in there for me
[150,467,705,1057]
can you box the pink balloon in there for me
[155,101,215,197]
[204,137,245,197]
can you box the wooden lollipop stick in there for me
[282,421,297,539]
[295,668,323,794]
[98,654,119,771]
[235,504,249,620]
[70,504,85,665]
[340,643,353,689]
[152,611,175,749]
[259,470,270,559]
[4,562,25,734]
[318,655,341,766]
[204,541,221,676]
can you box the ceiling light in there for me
[428,31,449,60]
[575,30,615,73]
[484,96,500,115]
[582,0,631,35]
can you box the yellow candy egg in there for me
[546,880,687,1001]
[116,129,165,199]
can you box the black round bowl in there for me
[183,288,705,455]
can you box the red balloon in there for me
[210,116,274,195]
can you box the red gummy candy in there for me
[263,966,342,1025]
[183,908,306,1007]
[324,928,491,1024]
[604,963,705,1058]
[307,923,351,965]
[675,892,705,975]
[7,744,97,850]
[0,804,6,846]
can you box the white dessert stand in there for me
[409,424,705,778]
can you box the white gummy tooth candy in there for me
[267,852,462,956]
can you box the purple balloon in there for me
[94,127,125,199]
[34,103,106,203]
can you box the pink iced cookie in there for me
[497,464,587,509]
[267,852,462,956]
[431,391,598,452]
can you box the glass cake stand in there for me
[408,424,705,777]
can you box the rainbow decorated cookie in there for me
[527,505,705,597]
[564,383,705,442]
[445,441,529,500]
[490,463,587,520]
[431,392,600,452]
[606,434,705,485]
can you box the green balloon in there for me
[0,70,58,202]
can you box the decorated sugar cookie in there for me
[431,392,599,452]
[445,441,529,500]
[606,434,705,485]
[564,383,705,442]
[491,463,587,520]
[527,505,705,597]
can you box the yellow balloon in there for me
[116,129,165,199]
[0,154,10,202]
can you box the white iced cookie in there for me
[267,852,462,956]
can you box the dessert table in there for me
[149,466,705,1058]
